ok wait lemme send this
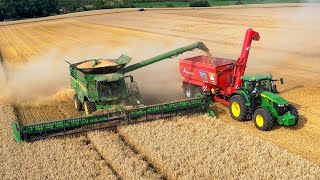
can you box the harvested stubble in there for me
[88,131,163,180]
[14,101,83,125]
[118,115,320,179]
[0,100,117,180]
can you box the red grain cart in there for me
[179,28,260,106]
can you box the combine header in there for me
[12,42,215,143]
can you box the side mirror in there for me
[280,78,284,85]
[273,85,279,93]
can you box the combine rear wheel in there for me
[74,95,82,111]
[84,101,96,115]
[229,95,249,121]
[184,84,195,98]
[194,87,203,97]
[288,104,299,125]
[253,108,275,131]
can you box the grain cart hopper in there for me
[12,42,215,143]
[179,28,299,131]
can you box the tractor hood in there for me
[261,91,288,105]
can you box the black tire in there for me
[194,87,203,97]
[288,104,299,126]
[253,108,275,131]
[84,101,96,115]
[74,94,82,111]
[229,95,249,121]
[184,84,195,98]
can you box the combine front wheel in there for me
[253,108,275,131]
[229,95,248,121]
[84,101,96,115]
[74,95,82,111]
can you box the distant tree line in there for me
[0,0,134,21]
[0,0,59,20]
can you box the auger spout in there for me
[120,42,210,74]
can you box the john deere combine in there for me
[12,42,215,143]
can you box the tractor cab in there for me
[241,74,280,95]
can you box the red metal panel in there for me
[179,55,236,90]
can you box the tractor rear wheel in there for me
[288,104,299,126]
[229,95,249,121]
[253,108,275,131]
[84,101,96,115]
[184,84,195,98]
[74,95,82,111]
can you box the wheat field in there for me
[1,3,320,179]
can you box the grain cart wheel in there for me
[288,104,299,126]
[229,95,248,121]
[74,95,82,111]
[253,108,275,131]
[84,101,96,115]
[184,84,195,98]
[194,87,203,97]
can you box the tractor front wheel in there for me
[229,95,249,121]
[288,104,299,126]
[84,101,96,115]
[74,95,82,111]
[253,108,275,131]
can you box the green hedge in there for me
[190,0,210,7]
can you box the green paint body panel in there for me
[236,89,251,106]
[261,91,288,105]
[237,74,298,127]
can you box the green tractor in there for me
[229,74,299,131]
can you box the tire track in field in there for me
[83,134,122,180]
[57,104,122,179]
[115,128,168,179]
[116,129,167,179]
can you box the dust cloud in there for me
[249,3,320,74]
[0,49,71,105]
[0,37,205,105]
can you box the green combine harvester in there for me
[12,42,215,143]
